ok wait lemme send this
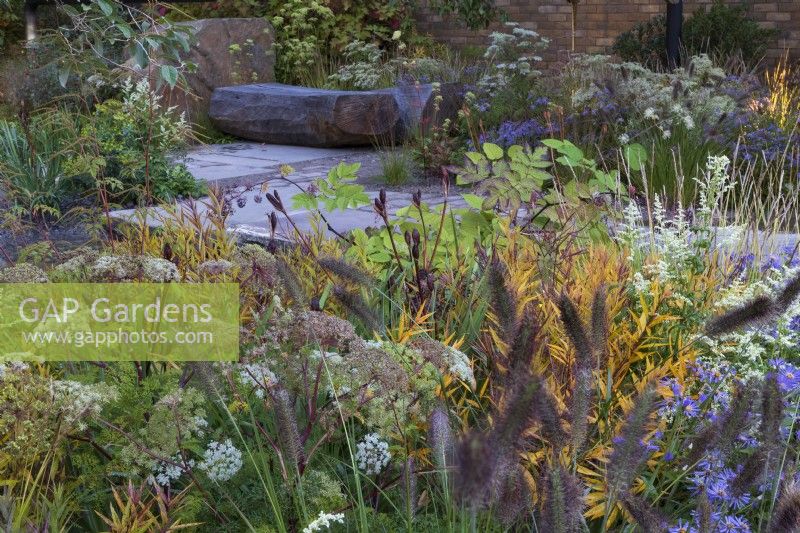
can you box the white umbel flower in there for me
[444,346,476,388]
[355,433,391,476]
[198,439,243,482]
[302,511,345,533]
[152,455,195,486]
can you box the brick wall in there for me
[415,0,800,66]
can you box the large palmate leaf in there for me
[292,161,369,212]
[456,143,553,211]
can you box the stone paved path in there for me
[111,142,799,252]
[178,142,379,186]
[113,142,466,243]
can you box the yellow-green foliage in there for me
[765,55,800,130]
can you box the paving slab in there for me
[174,142,382,187]
[113,142,465,243]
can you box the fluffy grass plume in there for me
[777,271,800,311]
[537,463,584,533]
[558,293,593,372]
[607,384,658,490]
[332,286,383,334]
[495,464,534,526]
[271,386,305,472]
[317,256,375,288]
[401,457,417,518]
[487,259,519,348]
[427,405,455,473]
[620,492,668,533]
[275,257,308,310]
[760,373,784,451]
[453,430,497,508]
[559,287,607,455]
[732,374,784,495]
[590,284,608,364]
[704,295,774,337]
[705,271,800,337]
[504,313,540,381]
[770,483,800,533]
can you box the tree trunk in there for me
[665,0,683,69]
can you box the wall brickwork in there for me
[415,1,800,65]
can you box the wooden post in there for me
[24,0,39,42]
[665,0,683,69]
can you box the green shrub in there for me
[683,1,777,64]
[611,14,666,67]
[326,40,392,90]
[569,54,736,143]
[267,0,412,85]
[613,2,777,67]
[74,79,205,204]
[0,0,24,49]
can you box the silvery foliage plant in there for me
[480,22,550,96]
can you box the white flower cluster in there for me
[302,511,345,533]
[569,54,734,139]
[190,416,209,438]
[238,363,278,399]
[698,257,800,381]
[637,195,693,284]
[198,439,243,482]
[327,41,388,90]
[355,433,391,476]
[152,454,194,486]
[619,153,739,295]
[444,346,476,388]
[91,255,179,282]
[617,200,645,254]
[117,78,189,148]
[52,380,118,431]
[308,349,351,403]
[480,22,549,94]
[309,349,344,365]
[695,155,733,224]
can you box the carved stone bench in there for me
[209,82,462,148]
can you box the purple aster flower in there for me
[681,397,700,418]
[728,490,751,511]
[769,361,800,393]
[532,96,550,108]
[781,246,799,268]
[707,480,729,503]
[486,119,549,147]
[717,514,751,532]
[669,519,697,533]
